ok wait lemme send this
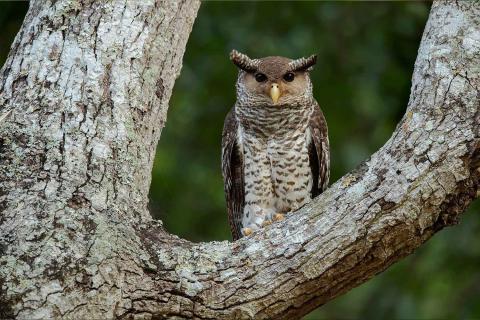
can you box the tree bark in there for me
[0,0,479,319]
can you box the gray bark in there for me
[0,0,479,319]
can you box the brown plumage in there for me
[222,109,244,240]
[222,50,330,240]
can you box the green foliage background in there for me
[1,2,479,319]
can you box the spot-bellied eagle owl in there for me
[222,50,330,240]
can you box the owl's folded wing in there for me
[221,109,244,240]
[308,102,330,198]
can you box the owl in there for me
[222,50,330,240]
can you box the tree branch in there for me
[0,1,479,319]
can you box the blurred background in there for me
[2,1,479,319]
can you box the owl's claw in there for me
[242,227,253,236]
[262,220,272,227]
[273,213,285,221]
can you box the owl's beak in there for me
[270,83,281,104]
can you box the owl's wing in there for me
[308,102,330,198]
[221,109,244,241]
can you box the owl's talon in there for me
[273,213,285,221]
[242,227,253,236]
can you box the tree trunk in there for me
[0,0,478,319]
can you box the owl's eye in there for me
[255,73,267,82]
[283,72,295,82]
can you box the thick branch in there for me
[0,1,479,320]
[0,0,200,318]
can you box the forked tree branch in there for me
[0,1,478,319]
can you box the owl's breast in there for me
[268,129,313,212]
[236,102,312,138]
[240,119,313,215]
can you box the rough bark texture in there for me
[0,1,479,319]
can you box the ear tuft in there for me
[230,50,258,73]
[289,54,317,72]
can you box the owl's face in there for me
[231,50,316,107]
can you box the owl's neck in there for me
[235,102,312,138]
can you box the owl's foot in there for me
[273,213,285,221]
[242,227,253,237]
[262,220,272,227]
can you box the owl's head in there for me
[230,50,317,107]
